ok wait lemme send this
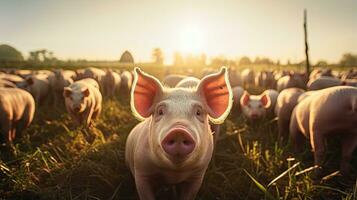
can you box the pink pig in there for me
[126,67,233,200]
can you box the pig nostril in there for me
[183,140,190,145]
[168,140,175,145]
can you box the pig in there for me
[50,69,75,104]
[0,73,24,85]
[13,69,33,79]
[255,71,264,88]
[0,79,17,88]
[162,74,187,88]
[103,69,121,97]
[228,68,242,87]
[289,86,357,176]
[232,86,244,109]
[309,68,332,81]
[274,88,305,139]
[175,77,200,88]
[241,68,255,88]
[342,79,357,87]
[307,76,342,91]
[63,78,102,127]
[0,88,35,151]
[17,74,50,105]
[240,89,279,120]
[262,71,276,89]
[126,67,233,200]
[120,70,133,94]
[276,73,306,92]
[81,67,106,89]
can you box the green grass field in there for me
[0,66,356,200]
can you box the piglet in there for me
[290,86,357,177]
[126,67,233,200]
[63,78,102,127]
[240,89,279,120]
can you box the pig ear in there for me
[197,66,233,124]
[130,67,164,121]
[240,91,250,106]
[82,88,90,97]
[260,93,271,108]
[63,87,72,98]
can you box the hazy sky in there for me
[1,0,356,64]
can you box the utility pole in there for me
[304,9,310,75]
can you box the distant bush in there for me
[0,44,24,62]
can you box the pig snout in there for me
[161,128,195,158]
[250,113,260,119]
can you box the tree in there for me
[119,50,134,63]
[339,53,357,67]
[315,60,328,67]
[173,52,184,66]
[152,48,164,65]
[239,56,251,65]
[0,44,24,61]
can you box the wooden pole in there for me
[304,9,310,75]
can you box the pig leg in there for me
[278,117,289,141]
[92,107,101,120]
[134,175,155,200]
[176,176,204,200]
[340,132,357,175]
[289,113,305,152]
[310,130,327,179]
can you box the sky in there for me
[0,0,356,64]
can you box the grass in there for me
[0,67,356,200]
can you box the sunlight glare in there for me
[178,25,205,54]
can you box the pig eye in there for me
[258,105,262,108]
[157,107,165,116]
[196,109,201,116]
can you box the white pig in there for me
[307,76,342,91]
[289,86,357,176]
[0,88,35,151]
[162,74,188,88]
[241,68,255,88]
[120,70,133,94]
[63,78,102,127]
[274,88,305,139]
[232,86,244,109]
[103,69,121,97]
[240,89,279,120]
[18,74,50,105]
[126,67,233,200]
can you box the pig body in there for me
[274,88,305,139]
[342,79,357,87]
[50,70,75,103]
[0,74,24,85]
[18,74,50,105]
[307,76,342,91]
[232,86,244,109]
[120,71,133,94]
[126,67,232,200]
[228,68,242,87]
[0,79,17,88]
[162,74,187,88]
[289,86,357,175]
[277,74,306,92]
[240,89,279,120]
[0,88,35,149]
[103,70,121,97]
[241,69,255,88]
[63,78,102,127]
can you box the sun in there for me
[178,25,205,54]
